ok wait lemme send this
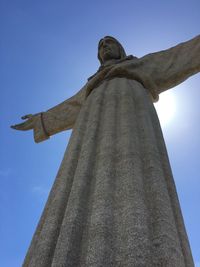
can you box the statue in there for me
[12,35,200,267]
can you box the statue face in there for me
[98,37,121,63]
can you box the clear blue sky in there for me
[1,0,200,266]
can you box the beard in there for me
[102,49,121,62]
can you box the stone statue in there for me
[12,35,200,267]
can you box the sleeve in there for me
[33,86,86,143]
[139,35,200,94]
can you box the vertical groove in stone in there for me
[113,79,151,266]
[135,86,186,266]
[51,84,107,266]
[150,103,194,267]
[23,93,94,267]
[79,80,117,266]
[129,80,154,266]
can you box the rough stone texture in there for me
[22,35,200,266]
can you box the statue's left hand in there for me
[11,114,36,131]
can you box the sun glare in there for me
[154,91,176,127]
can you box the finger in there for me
[11,124,26,130]
[104,70,115,79]
[11,125,18,129]
[105,66,122,79]
[21,114,33,120]
[10,121,32,131]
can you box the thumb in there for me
[21,114,33,120]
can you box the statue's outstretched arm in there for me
[140,34,200,94]
[11,86,86,143]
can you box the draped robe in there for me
[23,35,200,267]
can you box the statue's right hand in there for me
[11,114,36,131]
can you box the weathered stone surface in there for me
[12,35,200,266]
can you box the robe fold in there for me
[23,35,200,266]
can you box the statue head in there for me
[98,36,126,64]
